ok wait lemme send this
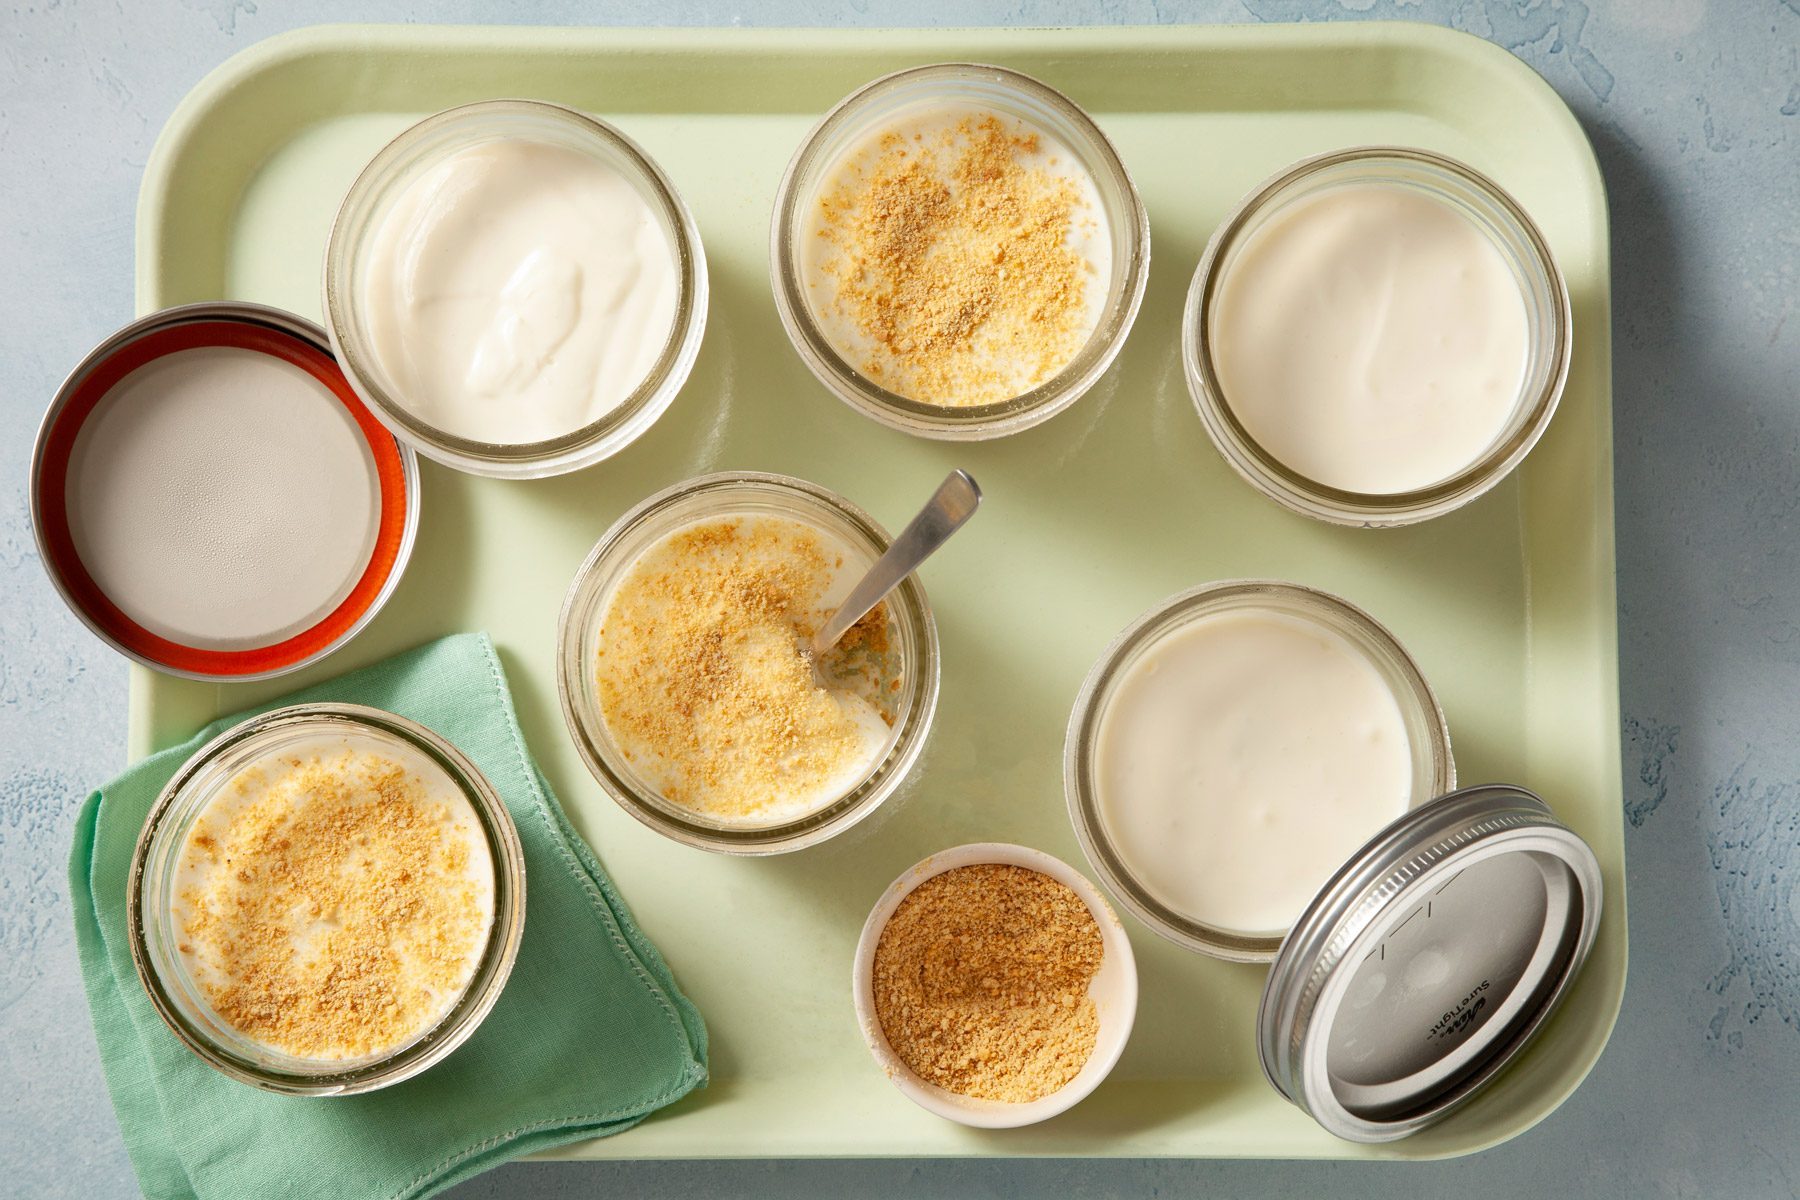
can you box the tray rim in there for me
[126,18,1625,1162]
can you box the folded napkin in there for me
[70,633,707,1200]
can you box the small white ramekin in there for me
[851,842,1137,1128]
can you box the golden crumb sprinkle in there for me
[812,112,1101,406]
[595,516,898,821]
[174,747,493,1062]
[873,864,1104,1103]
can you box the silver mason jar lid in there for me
[1256,784,1602,1143]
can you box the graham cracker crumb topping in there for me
[595,515,898,821]
[173,745,493,1062]
[811,112,1102,406]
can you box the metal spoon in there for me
[811,469,982,658]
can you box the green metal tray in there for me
[129,22,1622,1160]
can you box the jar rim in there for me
[321,98,709,479]
[769,62,1151,441]
[1182,146,1572,526]
[556,471,941,855]
[125,703,527,1094]
[1063,579,1456,963]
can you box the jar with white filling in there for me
[128,704,526,1094]
[324,100,708,479]
[557,472,940,855]
[1064,580,1455,962]
[1067,585,1608,1140]
[771,63,1150,440]
[1183,148,1570,526]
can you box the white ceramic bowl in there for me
[851,842,1138,1128]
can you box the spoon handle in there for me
[812,469,982,657]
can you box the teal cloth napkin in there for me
[70,633,708,1200]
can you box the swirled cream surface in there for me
[1210,183,1529,494]
[1095,609,1412,935]
[360,137,678,444]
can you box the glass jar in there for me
[323,99,708,479]
[1183,147,1570,526]
[127,703,527,1094]
[1063,580,1455,962]
[770,63,1150,440]
[557,471,940,855]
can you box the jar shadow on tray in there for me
[1426,695,1511,794]
[1271,489,1531,653]
[1006,469,1529,684]
[936,605,1073,798]
[789,741,935,862]
[952,1083,1229,1142]
[373,461,482,642]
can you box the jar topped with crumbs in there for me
[557,472,941,854]
[127,704,526,1095]
[772,63,1150,440]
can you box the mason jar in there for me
[771,63,1149,440]
[557,471,940,854]
[127,703,526,1094]
[323,99,708,479]
[1183,147,1570,526]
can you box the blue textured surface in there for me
[2,2,1796,1196]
